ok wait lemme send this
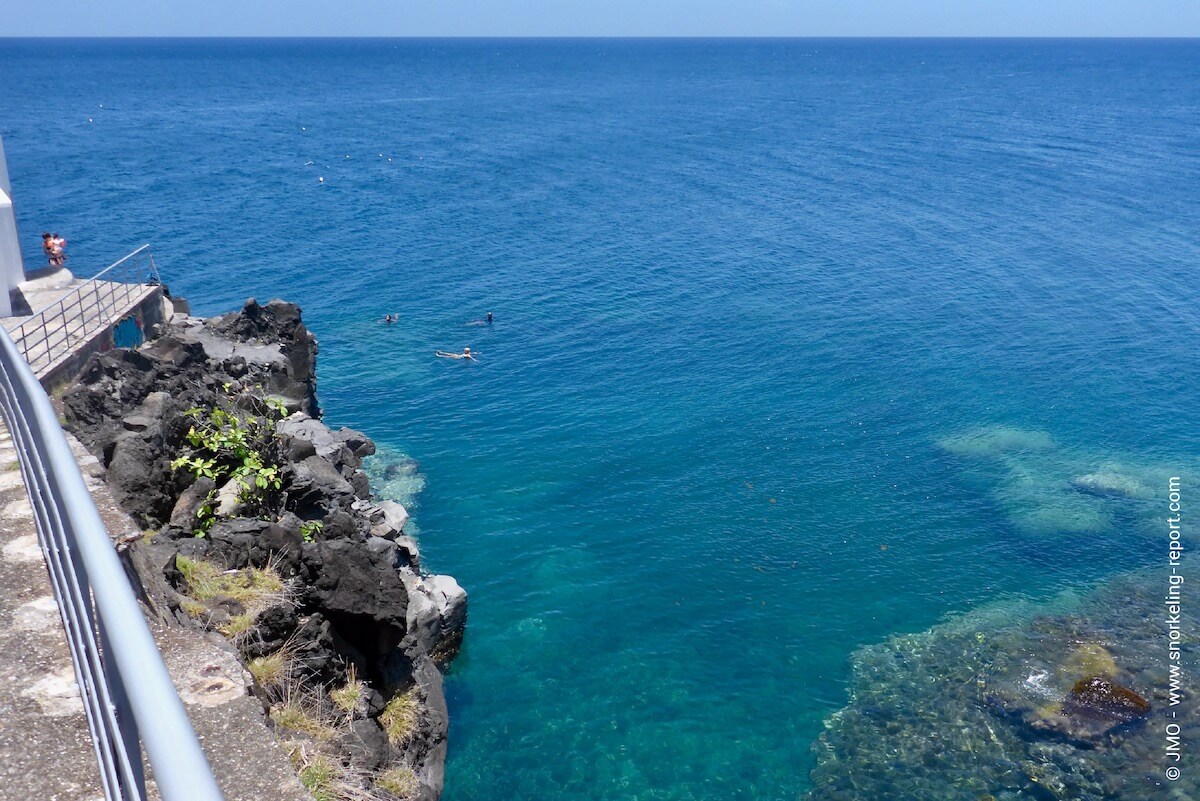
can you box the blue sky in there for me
[2,0,1197,37]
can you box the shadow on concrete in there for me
[7,289,32,317]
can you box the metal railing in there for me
[10,245,162,376]
[0,325,223,801]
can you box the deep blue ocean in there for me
[3,38,1199,800]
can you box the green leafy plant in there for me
[300,520,324,543]
[170,391,287,536]
[192,500,216,537]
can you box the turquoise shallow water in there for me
[3,38,1200,799]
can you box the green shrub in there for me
[301,520,324,543]
[170,391,287,536]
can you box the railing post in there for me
[99,617,147,800]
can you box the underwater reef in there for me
[808,564,1196,800]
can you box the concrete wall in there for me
[0,135,11,196]
[0,136,26,317]
[41,287,170,392]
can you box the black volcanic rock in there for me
[106,430,175,525]
[340,718,391,772]
[301,539,409,629]
[61,299,467,801]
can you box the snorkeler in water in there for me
[436,347,477,361]
[466,311,494,326]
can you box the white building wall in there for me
[0,134,11,197]
[0,135,26,317]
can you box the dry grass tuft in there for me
[271,698,337,742]
[380,689,420,745]
[245,634,305,701]
[299,754,339,801]
[179,598,207,618]
[248,651,291,694]
[220,612,256,638]
[331,666,366,716]
[286,741,394,801]
[176,554,285,606]
[175,554,292,641]
[374,766,418,799]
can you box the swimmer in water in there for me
[436,347,477,361]
[383,314,397,324]
[466,311,494,327]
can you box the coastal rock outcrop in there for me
[61,299,466,801]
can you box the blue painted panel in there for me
[112,315,143,350]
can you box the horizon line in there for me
[2,34,1199,41]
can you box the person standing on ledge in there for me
[41,232,54,266]
[436,347,477,361]
[50,232,67,266]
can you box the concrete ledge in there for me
[39,286,169,392]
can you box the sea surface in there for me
[3,38,1199,800]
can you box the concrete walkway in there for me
[0,417,310,801]
[0,418,104,801]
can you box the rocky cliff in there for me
[61,298,466,801]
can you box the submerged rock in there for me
[364,446,427,517]
[1059,643,1119,681]
[1012,672,1150,745]
[1062,677,1149,729]
[936,423,1189,539]
[1070,471,1152,500]
[937,425,1057,457]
